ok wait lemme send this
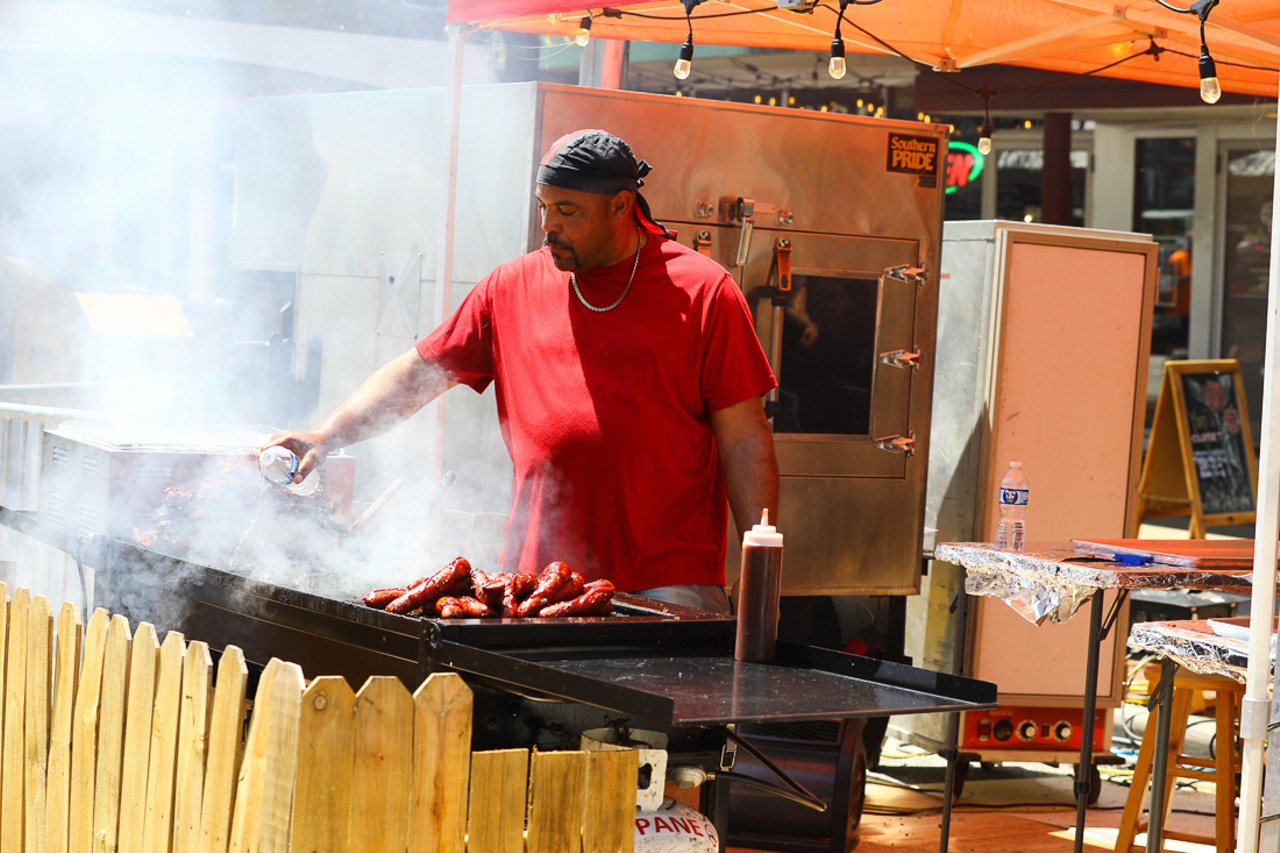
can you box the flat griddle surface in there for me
[434,640,996,727]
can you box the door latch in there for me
[773,238,792,292]
[720,196,756,267]
[873,431,916,455]
[883,264,928,287]
[879,347,922,371]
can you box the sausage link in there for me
[470,568,508,611]
[437,595,492,619]
[549,571,585,604]
[385,557,472,614]
[362,587,406,608]
[538,580,616,618]
[502,573,537,618]
[516,562,573,618]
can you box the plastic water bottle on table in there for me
[994,461,1029,551]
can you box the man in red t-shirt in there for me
[266,130,778,612]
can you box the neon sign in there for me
[946,141,985,195]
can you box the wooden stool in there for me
[1114,668,1244,852]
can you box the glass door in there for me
[1219,146,1274,439]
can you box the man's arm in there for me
[710,396,780,536]
[265,347,455,480]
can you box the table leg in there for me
[1145,658,1177,853]
[1073,590,1104,853]
[939,711,960,852]
[939,577,972,853]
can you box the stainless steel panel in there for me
[922,222,999,543]
[727,474,926,596]
[535,85,945,254]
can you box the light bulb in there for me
[574,15,592,47]
[828,35,846,80]
[1199,51,1221,103]
[977,136,992,155]
[674,34,694,80]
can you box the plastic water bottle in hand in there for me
[258,446,319,496]
[995,461,1029,551]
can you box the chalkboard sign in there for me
[1137,359,1258,537]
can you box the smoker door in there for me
[667,224,930,595]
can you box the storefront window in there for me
[994,148,1088,225]
[1221,148,1274,439]
[1134,137,1195,360]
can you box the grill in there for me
[92,537,994,728]
[39,423,356,552]
[2,507,996,852]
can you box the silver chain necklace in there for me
[570,230,644,313]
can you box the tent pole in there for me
[1235,76,1280,853]
[431,25,466,479]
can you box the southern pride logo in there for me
[886,133,941,177]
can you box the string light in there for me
[1154,0,1221,103]
[829,0,847,79]
[826,0,882,80]
[673,1,702,80]
[674,31,694,79]
[977,85,994,155]
[574,14,592,47]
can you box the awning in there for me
[448,0,1280,98]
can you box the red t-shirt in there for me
[416,234,776,591]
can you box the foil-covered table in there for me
[1126,619,1264,853]
[933,541,1256,853]
[934,541,1254,626]
[1128,618,1257,684]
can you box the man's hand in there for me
[262,347,454,482]
[710,396,779,536]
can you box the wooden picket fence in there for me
[0,584,638,852]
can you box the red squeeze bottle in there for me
[734,509,784,663]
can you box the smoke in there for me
[0,3,526,627]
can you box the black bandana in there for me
[536,129,652,196]
[536,129,672,237]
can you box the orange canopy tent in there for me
[447,0,1280,98]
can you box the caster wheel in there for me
[1075,763,1102,805]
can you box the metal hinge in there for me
[873,431,916,455]
[693,229,713,257]
[879,347,922,371]
[883,264,928,287]
[719,735,738,771]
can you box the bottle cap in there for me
[1009,461,1022,468]
[743,508,784,548]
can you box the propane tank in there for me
[634,798,719,853]
[581,727,719,852]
